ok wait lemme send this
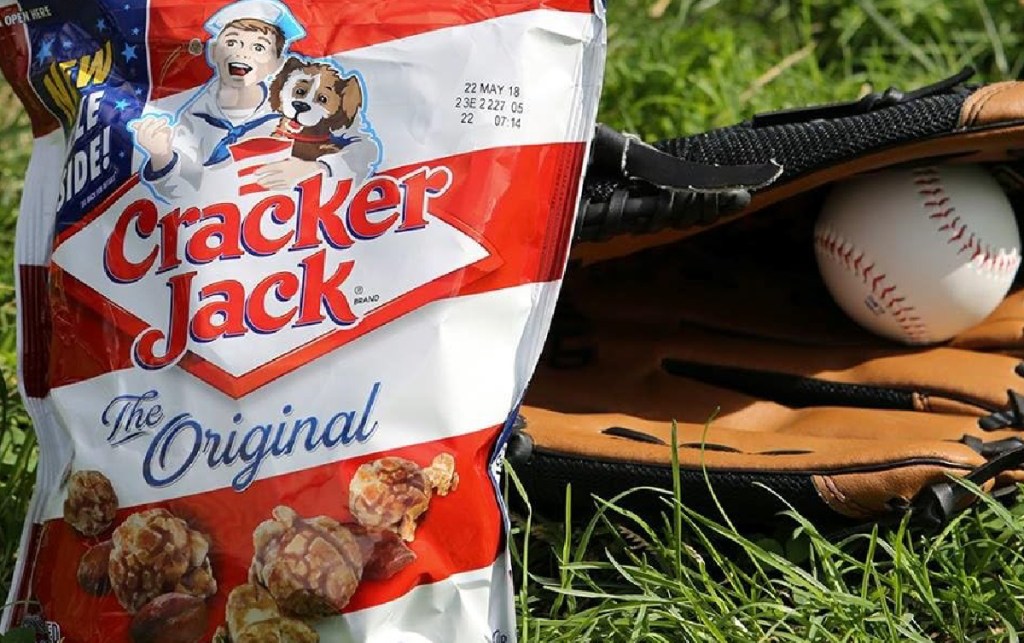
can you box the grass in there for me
[0,75,37,628]
[599,0,1024,139]
[508,470,1024,642]
[4,0,1024,640]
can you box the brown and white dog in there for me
[269,57,363,162]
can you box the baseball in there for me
[813,164,1021,345]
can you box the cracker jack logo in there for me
[104,167,452,371]
[51,0,500,398]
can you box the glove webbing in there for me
[577,68,978,243]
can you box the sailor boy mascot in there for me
[130,0,378,201]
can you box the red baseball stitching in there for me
[911,166,1022,274]
[814,228,930,342]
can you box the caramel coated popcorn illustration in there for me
[215,583,319,643]
[108,508,217,613]
[63,470,119,537]
[227,583,281,637]
[234,617,320,643]
[249,506,365,617]
[348,454,459,541]
[423,453,459,496]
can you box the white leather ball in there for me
[813,164,1021,344]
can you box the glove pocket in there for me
[550,200,1024,422]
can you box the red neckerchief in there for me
[274,120,331,144]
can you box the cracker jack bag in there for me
[0,1,606,640]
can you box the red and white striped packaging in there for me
[0,1,606,640]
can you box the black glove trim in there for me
[590,124,783,192]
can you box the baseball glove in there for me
[507,68,1024,533]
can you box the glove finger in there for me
[514,404,1024,527]
[531,330,1024,447]
[953,286,1024,350]
[659,324,1023,417]
[520,404,1006,467]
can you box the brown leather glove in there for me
[508,69,1024,532]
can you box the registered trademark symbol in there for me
[354,286,364,295]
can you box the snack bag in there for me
[0,0,606,640]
